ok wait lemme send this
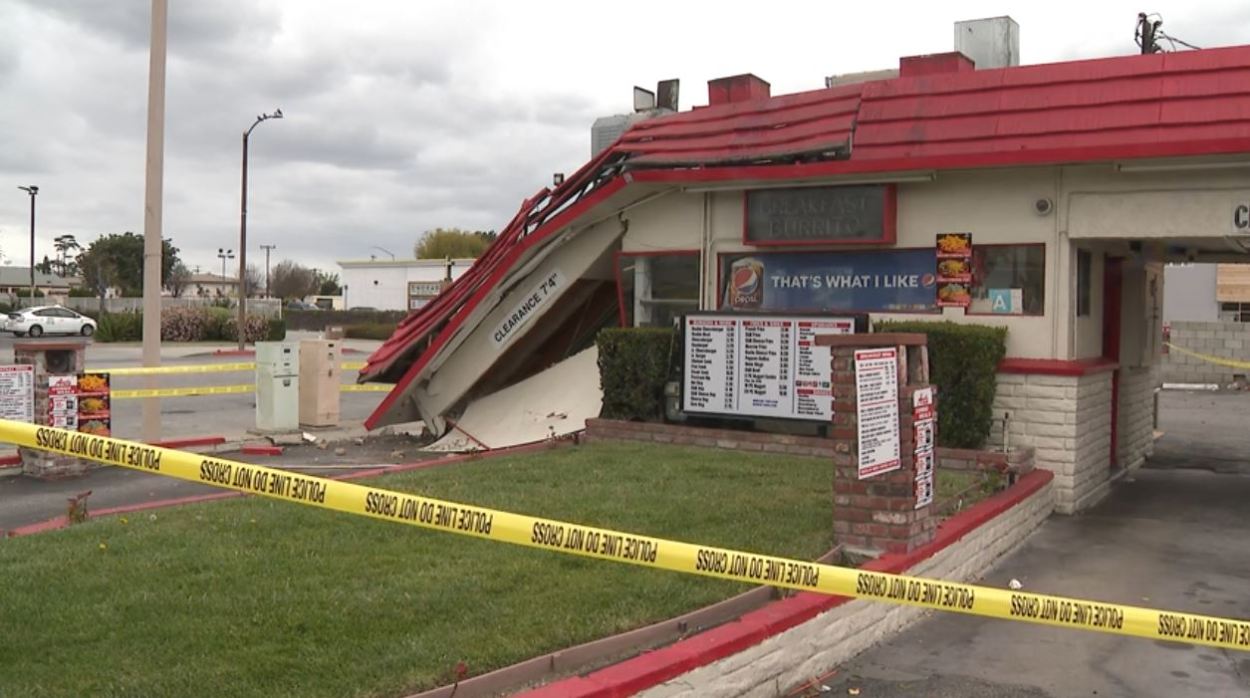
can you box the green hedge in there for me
[874,320,1007,449]
[90,310,286,344]
[287,309,408,331]
[344,323,397,340]
[596,327,677,422]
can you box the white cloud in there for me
[0,0,1246,275]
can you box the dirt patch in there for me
[225,432,440,469]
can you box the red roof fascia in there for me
[625,134,1250,186]
[363,176,630,429]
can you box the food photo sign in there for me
[935,233,973,308]
[47,373,111,436]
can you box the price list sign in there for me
[683,314,854,421]
[854,347,901,479]
[912,386,936,508]
[0,365,34,423]
[47,374,79,430]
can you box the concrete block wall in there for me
[992,371,1112,514]
[638,476,1055,698]
[1162,321,1250,384]
[1117,365,1157,470]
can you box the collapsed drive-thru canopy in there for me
[359,45,1250,435]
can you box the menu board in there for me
[46,373,112,436]
[0,365,34,422]
[854,348,901,479]
[683,314,854,421]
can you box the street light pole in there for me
[17,185,37,301]
[370,245,396,261]
[260,243,276,297]
[238,108,282,350]
[217,248,234,289]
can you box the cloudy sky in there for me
[2,1,1248,278]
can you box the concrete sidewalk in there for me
[822,390,1250,697]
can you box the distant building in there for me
[187,273,239,299]
[337,258,474,311]
[0,267,72,299]
[1163,264,1250,322]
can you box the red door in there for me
[1102,257,1123,469]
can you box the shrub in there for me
[285,309,408,331]
[874,320,1008,449]
[205,307,233,341]
[94,312,143,342]
[221,315,271,344]
[160,306,212,342]
[596,327,677,422]
[344,323,397,340]
[266,318,286,341]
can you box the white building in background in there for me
[337,258,475,311]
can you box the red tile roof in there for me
[361,45,1250,429]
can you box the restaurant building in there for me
[359,26,1250,514]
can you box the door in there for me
[1102,257,1123,469]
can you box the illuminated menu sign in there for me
[683,314,854,421]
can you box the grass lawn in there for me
[0,442,974,697]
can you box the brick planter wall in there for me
[585,420,1035,476]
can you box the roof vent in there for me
[707,74,770,106]
[954,16,1020,69]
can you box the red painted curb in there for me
[152,436,226,450]
[242,445,284,456]
[517,469,1054,698]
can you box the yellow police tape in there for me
[88,360,367,376]
[1165,342,1250,370]
[110,383,390,399]
[92,362,257,377]
[7,419,1249,652]
[111,385,256,399]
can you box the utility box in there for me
[255,341,299,432]
[299,339,341,428]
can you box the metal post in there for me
[141,0,168,442]
[238,109,281,350]
[261,243,276,297]
[26,188,35,301]
[238,130,249,351]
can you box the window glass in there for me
[617,253,699,327]
[34,309,54,317]
[1077,250,1092,317]
[968,245,1045,316]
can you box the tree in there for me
[414,228,494,259]
[244,264,263,298]
[78,232,181,297]
[35,256,52,275]
[314,270,341,295]
[167,262,192,298]
[269,260,318,300]
[53,235,81,277]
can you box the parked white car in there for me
[5,306,97,337]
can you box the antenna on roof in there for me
[1136,12,1201,53]
[1136,13,1162,54]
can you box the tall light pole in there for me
[260,243,276,297]
[238,108,282,350]
[217,248,234,287]
[140,0,167,442]
[17,185,37,301]
[370,245,396,261]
